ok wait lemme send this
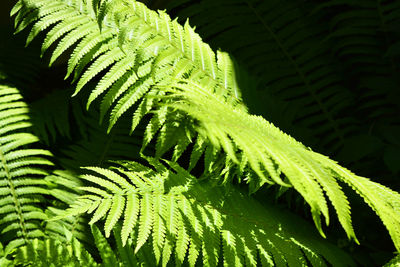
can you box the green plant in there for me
[0,0,399,265]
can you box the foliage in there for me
[0,85,53,255]
[60,159,354,266]
[385,254,400,267]
[13,237,99,267]
[0,0,399,265]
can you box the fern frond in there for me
[13,237,99,267]
[0,85,53,255]
[165,79,400,248]
[57,160,354,266]
[169,0,359,155]
[43,170,94,249]
[13,0,400,252]
[13,0,244,130]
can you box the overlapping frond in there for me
[169,0,359,155]
[44,170,94,248]
[12,0,400,251]
[12,0,243,133]
[165,79,400,249]
[0,85,53,255]
[57,160,354,266]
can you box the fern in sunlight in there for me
[168,0,400,178]
[166,78,400,247]
[0,84,53,255]
[12,0,400,253]
[57,159,354,266]
[168,0,359,155]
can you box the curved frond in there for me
[57,160,355,266]
[12,0,400,251]
[169,0,359,155]
[164,78,400,248]
[13,0,244,129]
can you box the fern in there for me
[12,0,400,252]
[43,169,96,250]
[12,0,243,128]
[0,84,53,255]
[57,160,355,266]
[167,0,400,180]
[13,237,99,266]
[385,254,400,267]
[165,78,400,241]
[168,0,359,155]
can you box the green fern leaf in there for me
[13,0,400,253]
[41,15,91,56]
[152,193,166,263]
[75,47,125,95]
[65,29,113,79]
[136,192,153,253]
[49,23,97,66]
[104,194,125,237]
[87,55,136,108]
[27,8,76,46]
[0,85,53,254]
[108,76,154,131]
[121,193,139,246]
[54,160,355,266]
